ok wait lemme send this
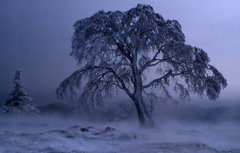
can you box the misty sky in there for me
[0,0,239,106]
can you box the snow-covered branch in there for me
[143,70,175,89]
[57,65,134,101]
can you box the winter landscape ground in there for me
[0,102,240,153]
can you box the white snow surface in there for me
[0,115,239,153]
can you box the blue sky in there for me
[0,0,239,106]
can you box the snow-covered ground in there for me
[0,114,240,153]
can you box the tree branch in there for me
[140,45,168,73]
[85,65,134,98]
[143,70,184,89]
[143,70,171,89]
[116,43,133,63]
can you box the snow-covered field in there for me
[0,113,240,153]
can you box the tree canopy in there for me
[57,4,227,127]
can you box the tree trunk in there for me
[131,52,155,128]
[133,93,155,128]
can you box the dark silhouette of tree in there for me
[56,4,227,127]
[2,69,39,114]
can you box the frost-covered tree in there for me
[56,4,227,127]
[2,69,39,114]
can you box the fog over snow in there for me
[0,103,240,152]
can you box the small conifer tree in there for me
[2,69,39,114]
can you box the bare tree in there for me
[56,4,227,127]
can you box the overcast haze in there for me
[0,0,239,106]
